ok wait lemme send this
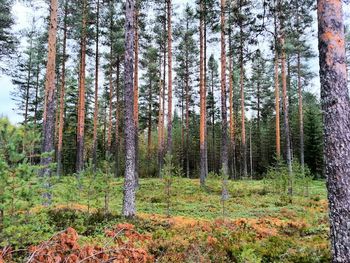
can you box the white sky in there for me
[0,1,349,124]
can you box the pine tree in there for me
[303,92,323,177]
[76,0,88,173]
[248,50,272,174]
[122,0,136,218]
[199,0,208,185]
[220,0,228,177]
[174,4,198,178]
[57,0,69,176]
[40,0,58,204]
[207,54,220,173]
[139,46,160,161]
[318,0,350,259]
[0,0,16,69]
[153,1,167,176]
[92,0,100,172]
[278,0,293,195]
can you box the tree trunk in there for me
[107,13,114,155]
[318,0,350,260]
[211,67,216,173]
[274,0,281,160]
[134,4,139,183]
[181,79,184,170]
[115,57,121,177]
[199,0,207,186]
[296,0,304,173]
[122,0,136,218]
[257,76,262,173]
[297,51,304,173]
[40,0,58,204]
[57,0,68,176]
[239,11,247,178]
[76,0,87,173]
[24,37,33,126]
[280,35,293,194]
[157,77,163,172]
[228,23,235,180]
[203,0,208,178]
[166,0,173,154]
[249,124,253,178]
[147,80,152,159]
[34,61,40,127]
[157,47,164,177]
[185,49,190,178]
[92,0,100,172]
[220,0,228,177]
[287,56,294,161]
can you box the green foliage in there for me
[265,160,313,197]
[0,173,330,261]
[162,154,175,217]
[0,0,17,69]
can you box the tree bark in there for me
[249,124,253,178]
[92,0,100,172]
[24,37,33,126]
[185,50,190,178]
[147,80,152,159]
[122,0,136,218]
[297,51,304,173]
[40,0,58,204]
[134,3,139,183]
[107,10,114,155]
[239,7,247,177]
[34,61,40,127]
[274,0,281,160]
[220,0,228,177]
[181,79,184,170]
[57,0,68,176]
[166,0,173,154]
[318,0,350,260]
[210,64,216,173]
[115,56,121,177]
[229,28,235,180]
[280,35,293,194]
[199,0,207,186]
[157,48,164,177]
[295,0,304,173]
[203,0,208,178]
[76,0,87,173]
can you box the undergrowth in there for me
[0,178,329,262]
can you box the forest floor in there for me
[1,178,330,262]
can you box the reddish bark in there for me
[76,0,87,173]
[318,0,350,260]
[280,37,293,194]
[92,0,100,171]
[57,0,68,176]
[166,0,173,154]
[40,0,58,203]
